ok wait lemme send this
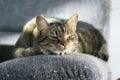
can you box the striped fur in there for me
[15,14,109,61]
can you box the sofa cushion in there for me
[0,54,111,80]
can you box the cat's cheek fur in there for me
[39,45,57,55]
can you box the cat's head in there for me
[33,14,79,55]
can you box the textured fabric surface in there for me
[0,54,111,80]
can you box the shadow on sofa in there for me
[0,45,15,62]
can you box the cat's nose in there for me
[61,44,66,49]
[60,42,67,49]
[60,45,65,50]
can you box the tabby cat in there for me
[15,14,109,61]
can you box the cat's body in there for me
[15,14,109,61]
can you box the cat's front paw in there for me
[14,48,25,57]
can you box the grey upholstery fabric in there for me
[0,54,111,80]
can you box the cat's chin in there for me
[39,46,73,55]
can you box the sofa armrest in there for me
[0,54,111,80]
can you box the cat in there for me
[14,14,109,61]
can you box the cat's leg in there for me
[14,47,40,58]
[98,44,109,61]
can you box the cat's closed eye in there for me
[46,36,60,44]
[67,35,75,41]
[52,36,60,42]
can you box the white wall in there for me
[109,0,120,79]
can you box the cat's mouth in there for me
[39,45,72,55]
[52,52,67,55]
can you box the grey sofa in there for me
[0,54,111,80]
[0,0,111,80]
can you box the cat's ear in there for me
[36,16,48,31]
[66,13,78,32]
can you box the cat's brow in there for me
[50,22,66,34]
[57,23,66,34]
